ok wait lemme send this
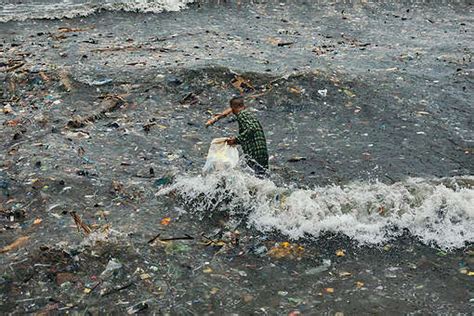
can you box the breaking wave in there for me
[0,0,194,22]
[158,171,474,250]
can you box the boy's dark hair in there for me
[230,96,245,109]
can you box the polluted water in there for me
[159,171,474,250]
[1,0,473,314]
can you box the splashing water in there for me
[158,171,474,250]
[0,0,195,22]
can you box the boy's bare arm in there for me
[205,107,233,126]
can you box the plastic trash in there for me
[154,177,172,188]
[100,258,123,280]
[202,138,239,174]
[304,259,331,275]
[90,78,113,86]
[127,301,149,314]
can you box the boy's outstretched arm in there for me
[205,108,233,127]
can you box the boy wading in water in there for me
[206,97,269,175]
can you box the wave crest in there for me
[0,0,194,22]
[158,171,474,250]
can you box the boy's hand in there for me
[226,137,237,146]
[205,114,221,127]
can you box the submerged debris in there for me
[267,242,304,259]
[0,236,29,253]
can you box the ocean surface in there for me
[0,0,194,22]
[1,0,472,313]
[1,0,473,250]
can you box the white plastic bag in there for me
[202,138,239,174]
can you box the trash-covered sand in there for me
[1,1,473,314]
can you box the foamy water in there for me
[0,0,194,22]
[158,170,474,250]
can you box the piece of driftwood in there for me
[70,211,91,235]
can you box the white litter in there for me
[202,138,239,174]
[318,89,328,97]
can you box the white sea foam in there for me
[158,171,474,250]
[0,0,194,22]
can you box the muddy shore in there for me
[1,1,473,314]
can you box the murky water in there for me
[1,0,473,314]
[0,0,194,22]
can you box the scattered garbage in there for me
[70,211,92,235]
[0,236,29,253]
[0,172,9,196]
[252,245,268,256]
[231,75,254,93]
[100,258,123,280]
[305,259,332,275]
[289,86,304,95]
[288,156,306,162]
[127,302,149,314]
[287,297,303,304]
[160,217,171,225]
[154,177,172,188]
[267,242,304,259]
[89,78,113,86]
[342,88,356,98]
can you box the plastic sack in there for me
[202,138,239,173]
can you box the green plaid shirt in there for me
[235,109,268,168]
